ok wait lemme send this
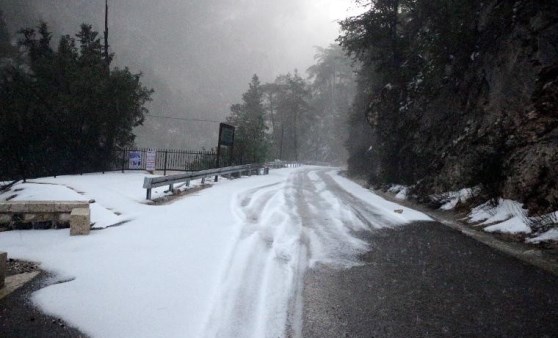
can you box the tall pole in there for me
[280,126,284,160]
[104,0,110,66]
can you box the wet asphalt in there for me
[302,221,558,338]
[0,272,86,338]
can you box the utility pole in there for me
[103,0,110,66]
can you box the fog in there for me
[1,0,363,149]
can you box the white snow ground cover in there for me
[465,198,558,241]
[331,174,430,223]
[387,184,408,200]
[428,186,550,238]
[437,187,479,210]
[385,183,558,241]
[527,228,558,243]
[467,198,531,234]
[0,167,430,337]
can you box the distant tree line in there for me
[0,11,152,180]
[227,45,356,164]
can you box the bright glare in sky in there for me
[323,0,367,21]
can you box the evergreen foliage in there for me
[0,22,152,180]
[273,71,310,161]
[227,74,269,163]
[339,0,480,184]
[306,45,356,163]
[229,49,356,164]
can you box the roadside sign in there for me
[216,123,235,171]
[129,151,142,169]
[146,150,156,172]
[219,123,235,147]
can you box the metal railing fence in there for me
[115,148,217,175]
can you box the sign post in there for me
[215,123,235,181]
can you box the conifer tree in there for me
[227,74,269,163]
[0,21,152,179]
[273,71,310,161]
[306,45,356,163]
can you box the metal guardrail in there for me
[143,164,268,200]
[265,161,303,169]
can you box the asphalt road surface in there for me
[302,221,558,337]
[0,272,86,337]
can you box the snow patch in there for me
[330,174,432,223]
[527,228,558,243]
[467,199,531,234]
[438,187,479,210]
[387,184,408,200]
[484,217,532,234]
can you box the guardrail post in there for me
[163,150,168,176]
[146,188,152,200]
[121,149,126,173]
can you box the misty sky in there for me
[1,0,365,148]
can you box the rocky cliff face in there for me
[383,1,558,215]
[433,1,557,214]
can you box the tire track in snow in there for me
[200,168,398,338]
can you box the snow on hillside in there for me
[382,184,557,241]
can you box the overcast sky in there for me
[106,0,364,87]
[1,0,366,148]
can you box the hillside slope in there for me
[346,1,558,215]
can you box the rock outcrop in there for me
[428,1,558,214]
[350,1,558,215]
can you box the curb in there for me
[0,271,40,300]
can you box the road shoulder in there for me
[345,175,558,277]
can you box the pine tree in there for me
[227,74,269,163]
[339,0,480,183]
[261,82,282,159]
[273,71,310,161]
[339,0,413,182]
[0,21,152,179]
[306,45,356,163]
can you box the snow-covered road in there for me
[0,166,430,337]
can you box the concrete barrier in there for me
[0,201,90,234]
[70,208,91,236]
[0,201,88,213]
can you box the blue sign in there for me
[129,151,142,169]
